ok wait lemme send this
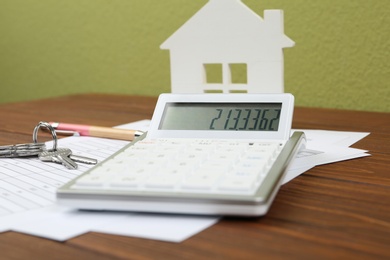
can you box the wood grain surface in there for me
[0,94,389,259]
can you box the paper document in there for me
[0,137,127,218]
[0,120,369,242]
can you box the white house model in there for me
[160,0,294,94]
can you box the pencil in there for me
[49,122,145,141]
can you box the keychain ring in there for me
[33,121,57,151]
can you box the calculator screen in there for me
[159,103,282,131]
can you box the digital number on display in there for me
[210,108,281,131]
[159,103,282,131]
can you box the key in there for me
[39,148,97,169]
[69,154,98,165]
[39,148,78,170]
[0,142,46,158]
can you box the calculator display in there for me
[159,103,282,131]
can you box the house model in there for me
[160,0,294,94]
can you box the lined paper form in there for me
[0,137,128,217]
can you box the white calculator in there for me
[57,94,305,216]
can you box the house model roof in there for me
[160,0,294,94]
[161,0,294,62]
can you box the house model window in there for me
[161,0,294,94]
[204,63,248,93]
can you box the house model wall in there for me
[160,0,294,94]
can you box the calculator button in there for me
[182,172,223,190]
[209,153,240,162]
[144,174,181,189]
[75,174,109,187]
[109,175,144,188]
[218,176,256,191]
[166,160,197,171]
[176,153,206,164]
[97,162,129,174]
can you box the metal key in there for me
[39,148,78,170]
[39,147,98,169]
[0,142,46,158]
[69,154,98,165]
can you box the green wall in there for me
[1,0,389,112]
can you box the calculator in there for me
[57,94,305,216]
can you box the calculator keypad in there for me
[72,139,282,195]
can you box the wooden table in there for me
[0,94,389,259]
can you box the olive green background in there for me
[1,0,389,112]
